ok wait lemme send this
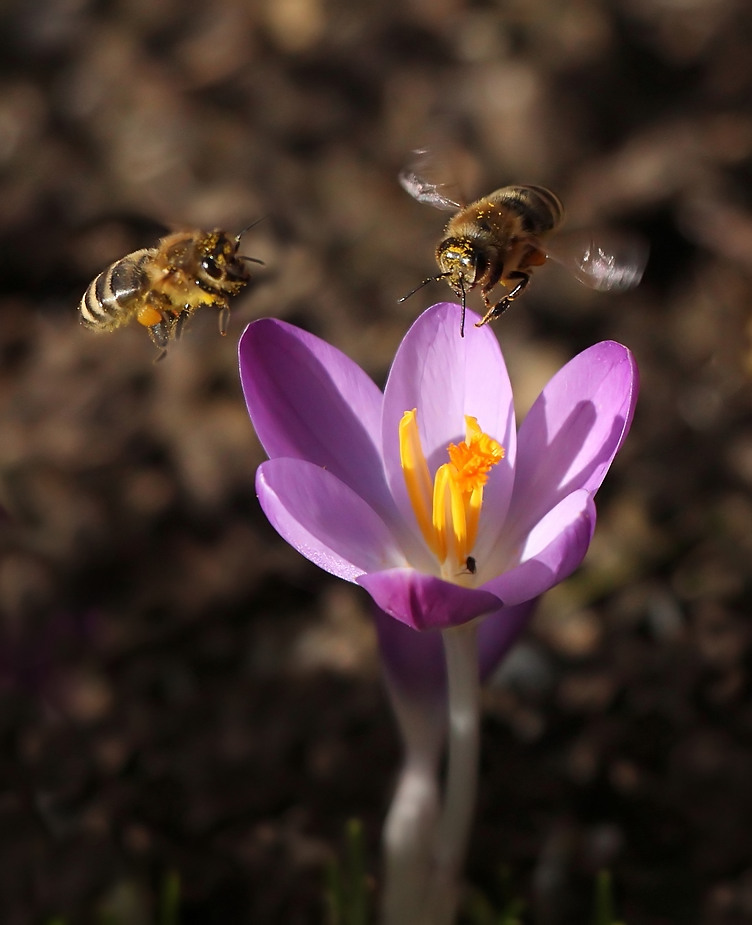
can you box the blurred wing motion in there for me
[398,149,462,212]
[545,231,648,292]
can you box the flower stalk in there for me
[379,691,442,925]
[380,619,482,925]
[425,621,481,925]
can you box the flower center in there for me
[399,410,505,578]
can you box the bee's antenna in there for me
[235,217,267,243]
[235,219,267,266]
[398,273,450,304]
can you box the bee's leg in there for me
[138,311,168,359]
[476,273,530,327]
[173,309,192,341]
[217,303,231,336]
[147,320,171,357]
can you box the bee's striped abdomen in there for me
[493,185,564,235]
[78,249,152,331]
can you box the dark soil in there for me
[2,1,752,923]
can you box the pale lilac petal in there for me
[373,598,538,704]
[373,607,446,702]
[506,342,638,539]
[381,303,517,546]
[239,320,393,518]
[484,490,596,606]
[358,567,502,631]
[477,600,538,680]
[256,459,403,581]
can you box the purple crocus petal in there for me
[374,598,539,701]
[372,608,449,788]
[239,320,394,518]
[477,599,538,681]
[506,341,638,540]
[484,490,596,606]
[381,303,517,542]
[358,567,502,631]
[373,606,446,703]
[257,459,403,581]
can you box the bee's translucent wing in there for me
[545,231,648,292]
[399,169,462,211]
[398,149,462,212]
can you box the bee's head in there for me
[398,236,486,337]
[196,230,247,286]
[436,237,487,292]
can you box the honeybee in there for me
[79,227,261,355]
[399,162,647,336]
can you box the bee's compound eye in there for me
[201,256,223,279]
[469,250,486,277]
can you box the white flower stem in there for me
[380,677,444,925]
[423,621,481,925]
[381,748,441,924]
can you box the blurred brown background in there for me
[1,0,752,922]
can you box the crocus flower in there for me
[239,302,638,645]
[239,302,638,924]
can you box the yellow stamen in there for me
[399,411,505,575]
[399,410,441,557]
[447,416,505,555]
